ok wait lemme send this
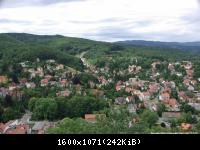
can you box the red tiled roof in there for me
[84,114,96,122]
[168,99,177,107]
[163,87,171,93]
[56,90,71,97]
[0,76,8,83]
[149,84,159,93]
[181,123,192,131]
[45,75,52,80]
[5,125,28,134]
[163,98,177,108]
[19,78,28,84]
[161,93,170,100]
[178,91,189,101]
[0,122,29,134]
[183,79,190,85]
[116,85,122,91]
[125,87,132,93]
[41,79,48,84]
[143,92,150,96]
[0,123,6,133]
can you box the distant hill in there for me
[0,33,111,71]
[1,33,200,73]
[116,40,200,53]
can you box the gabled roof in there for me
[181,123,192,131]
[162,112,181,118]
[84,114,96,122]
[5,125,28,134]
[32,122,46,131]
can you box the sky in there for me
[0,0,200,42]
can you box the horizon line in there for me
[1,32,200,43]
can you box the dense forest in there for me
[0,33,112,72]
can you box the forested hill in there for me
[0,33,111,52]
[1,33,199,74]
[0,33,111,72]
[116,40,200,53]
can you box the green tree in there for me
[169,119,178,128]
[157,103,166,117]
[77,73,98,87]
[178,113,197,124]
[156,63,165,72]
[30,98,58,120]
[180,103,195,114]
[66,96,108,118]
[47,118,98,134]
[47,107,139,134]
[97,107,134,134]
[28,97,38,111]
[0,105,3,121]
[3,95,13,107]
[171,88,178,100]
[2,107,21,122]
[140,110,159,128]
[195,121,200,133]
[55,97,69,119]
[110,44,124,52]
[128,121,149,133]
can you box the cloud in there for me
[0,18,31,25]
[82,20,156,41]
[0,0,200,42]
[0,0,85,8]
[82,25,197,42]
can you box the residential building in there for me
[84,114,106,123]
[56,90,71,97]
[159,92,170,101]
[139,92,151,101]
[181,123,192,131]
[188,103,200,111]
[128,104,137,113]
[84,114,97,123]
[41,79,49,87]
[115,97,126,105]
[25,82,36,89]
[178,91,189,102]
[32,121,50,134]
[163,98,178,108]
[0,76,8,83]
[162,112,181,121]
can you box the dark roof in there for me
[115,97,126,105]
[162,112,181,119]
[32,122,46,131]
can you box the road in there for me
[79,51,91,68]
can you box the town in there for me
[1,52,200,133]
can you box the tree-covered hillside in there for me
[1,33,199,75]
[116,40,200,53]
[0,33,110,72]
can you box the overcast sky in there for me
[0,0,200,42]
